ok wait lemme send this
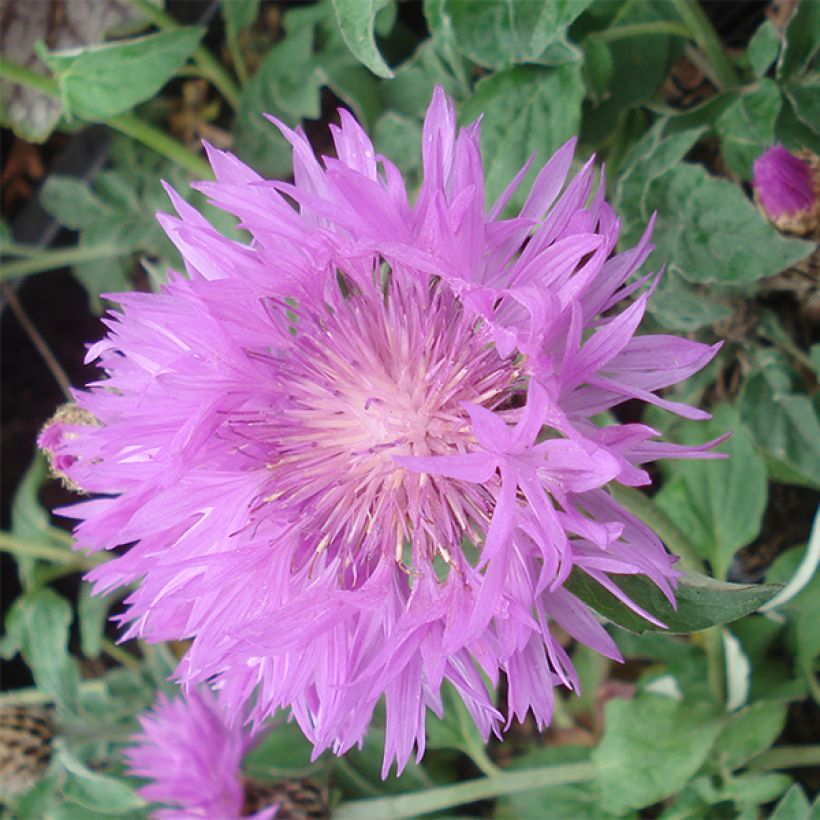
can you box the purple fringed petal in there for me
[125,688,276,820]
[754,144,815,218]
[40,85,724,777]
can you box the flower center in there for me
[261,276,517,571]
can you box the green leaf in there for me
[332,0,394,78]
[222,0,260,36]
[460,63,584,206]
[770,784,811,820]
[714,772,793,807]
[334,725,433,797]
[651,165,812,286]
[380,37,467,117]
[426,682,487,761]
[234,5,339,178]
[60,748,145,814]
[12,775,61,817]
[775,94,820,154]
[324,64,382,129]
[615,122,814,286]
[716,80,782,179]
[426,0,591,70]
[1,589,80,713]
[583,36,613,102]
[614,121,706,231]
[242,713,317,777]
[42,28,204,121]
[748,20,781,79]
[783,74,820,140]
[579,1,685,145]
[11,454,52,544]
[615,630,713,704]
[646,270,732,332]
[655,404,767,578]
[777,0,820,81]
[78,586,112,661]
[738,350,820,490]
[566,568,780,635]
[245,23,322,121]
[373,111,423,190]
[10,454,74,588]
[714,701,788,770]
[592,695,722,813]
[766,544,820,690]
[39,143,196,310]
[40,176,110,230]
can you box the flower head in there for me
[125,688,275,820]
[753,144,819,234]
[42,88,722,775]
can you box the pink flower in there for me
[42,88,722,775]
[125,688,275,819]
[753,144,815,219]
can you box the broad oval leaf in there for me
[565,569,781,634]
[426,0,590,69]
[460,63,584,206]
[60,748,145,814]
[42,28,204,121]
[332,0,394,78]
[592,695,723,813]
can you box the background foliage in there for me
[1,1,818,817]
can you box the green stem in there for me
[1,244,124,281]
[609,485,705,573]
[758,326,816,373]
[333,763,597,819]
[226,29,250,87]
[108,113,212,178]
[0,532,104,568]
[128,0,242,110]
[589,21,690,43]
[0,57,212,179]
[0,57,58,95]
[0,242,48,258]
[464,741,501,778]
[671,0,737,90]
[748,745,820,772]
[101,638,142,672]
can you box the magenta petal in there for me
[41,85,722,777]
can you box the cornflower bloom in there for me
[41,88,722,775]
[753,144,819,234]
[125,688,276,819]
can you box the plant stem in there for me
[671,0,737,90]
[1,244,123,282]
[748,745,820,772]
[128,0,242,110]
[226,28,250,87]
[0,57,212,179]
[0,532,105,568]
[2,282,73,400]
[609,485,706,573]
[101,638,142,672]
[589,21,690,44]
[465,741,502,778]
[0,58,58,96]
[108,113,212,178]
[333,762,597,819]
[0,242,48,258]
